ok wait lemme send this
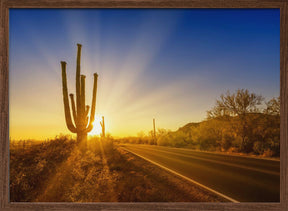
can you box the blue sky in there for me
[9,9,280,139]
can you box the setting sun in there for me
[89,115,103,136]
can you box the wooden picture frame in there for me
[0,0,287,210]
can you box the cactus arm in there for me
[76,44,82,121]
[84,106,90,126]
[90,73,98,119]
[61,61,77,133]
[85,105,90,117]
[69,94,77,126]
[101,116,105,137]
[85,117,89,127]
[90,73,98,121]
[84,73,98,133]
[80,75,86,118]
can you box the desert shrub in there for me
[263,149,274,157]
[198,137,217,151]
[10,135,76,202]
[221,133,234,151]
[156,131,188,147]
[253,141,265,155]
[157,135,171,146]
[270,141,280,157]
[171,131,188,147]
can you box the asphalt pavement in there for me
[121,144,280,202]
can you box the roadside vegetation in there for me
[10,136,222,202]
[117,89,280,157]
[10,135,76,202]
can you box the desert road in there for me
[120,144,279,202]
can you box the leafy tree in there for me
[207,89,264,118]
[264,97,280,156]
[207,89,264,152]
[265,97,280,116]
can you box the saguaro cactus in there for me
[100,116,105,138]
[61,44,98,149]
[153,118,156,145]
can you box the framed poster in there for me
[0,0,287,210]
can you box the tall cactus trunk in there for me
[78,132,87,150]
[61,44,98,152]
[100,116,105,138]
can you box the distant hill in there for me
[176,113,279,135]
[177,122,200,134]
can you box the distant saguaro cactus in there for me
[100,116,105,138]
[153,118,156,144]
[61,44,98,150]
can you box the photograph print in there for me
[9,9,280,202]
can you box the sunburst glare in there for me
[9,9,280,139]
[89,115,103,136]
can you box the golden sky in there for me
[9,9,280,140]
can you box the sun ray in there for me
[89,115,103,136]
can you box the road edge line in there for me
[121,147,240,203]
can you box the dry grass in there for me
[10,136,224,202]
[10,136,76,202]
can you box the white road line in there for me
[121,147,240,203]
[129,146,279,176]
[124,144,280,161]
